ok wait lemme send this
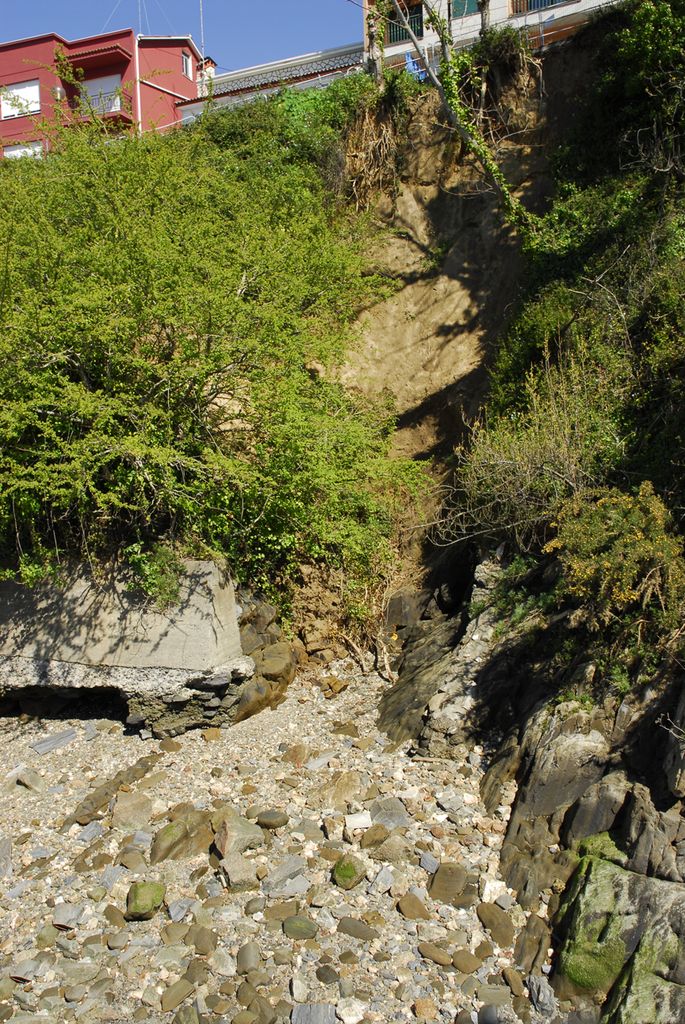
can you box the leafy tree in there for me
[0,83,425,602]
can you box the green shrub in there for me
[443,353,628,550]
[546,482,685,631]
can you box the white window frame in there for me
[1,79,41,120]
[3,140,43,159]
[182,51,192,79]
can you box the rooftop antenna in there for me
[138,0,143,33]
[199,0,206,61]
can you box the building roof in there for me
[208,42,364,99]
[0,28,200,60]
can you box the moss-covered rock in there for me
[125,880,166,920]
[553,854,685,1022]
[332,854,366,890]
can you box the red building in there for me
[0,28,203,157]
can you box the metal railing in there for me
[511,0,571,14]
[83,90,122,114]
[387,8,424,43]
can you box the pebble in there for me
[257,809,289,829]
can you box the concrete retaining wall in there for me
[0,560,241,672]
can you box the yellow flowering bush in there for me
[545,482,685,631]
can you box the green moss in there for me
[332,854,365,890]
[559,934,627,992]
[577,831,627,865]
[556,859,630,995]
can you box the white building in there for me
[180,0,614,119]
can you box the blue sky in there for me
[2,0,364,73]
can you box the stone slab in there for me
[0,560,240,672]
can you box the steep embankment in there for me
[341,76,552,462]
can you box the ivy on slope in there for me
[0,80,423,598]
[448,0,685,676]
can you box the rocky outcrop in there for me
[554,850,685,1024]
[378,560,500,743]
[399,554,685,1022]
[0,565,301,737]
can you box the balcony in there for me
[387,7,424,44]
[510,0,570,13]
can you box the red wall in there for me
[0,29,198,152]
[138,39,198,131]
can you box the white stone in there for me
[345,811,372,831]
[336,998,367,1024]
[291,975,309,1002]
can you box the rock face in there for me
[554,851,685,1024]
[0,563,300,737]
[381,560,501,746]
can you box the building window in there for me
[1,79,41,120]
[182,51,192,78]
[3,140,43,159]
[449,0,480,16]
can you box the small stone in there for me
[503,966,524,997]
[236,978,254,1003]
[103,905,127,929]
[476,903,514,949]
[64,985,88,1003]
[291,1005,336,1024]
[112,791,153,830]
[369,797,411,830]
[257,810,289,830]
[125,880,165,920]
[332,854,366,891]
[452,949,482,974]
[316,966,339,985]
[191,925,218,954]
[221,852,259,891]
[202,727,222,741]
[160,738,182,752]
[244,896,265,915]
[397,894,431,920]
[0,834,11,879]
[16,767,45,792]
[107,930,129,950]
[283,915,318,940]
[29,728,77,755]
[233,1012,259,1024]
[161,978,195,1012]
[417,942,452,967]
[527,974,557,1016]
[35,922,58,949]
[214,810,265,858]
[369,865,394,895]
[291,975,309,1002]
[53,903,82,930]
[336,997,366,1024]
[173,1007,200,1024]
[237,941,261,974]
[413,998,438,1020]
[360,824,389,849]
[337,917,380,942]
[429,863,467,904]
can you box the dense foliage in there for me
[447,0,685,674]
[0,78,423,602]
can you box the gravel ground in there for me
[0,663,548,1024]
